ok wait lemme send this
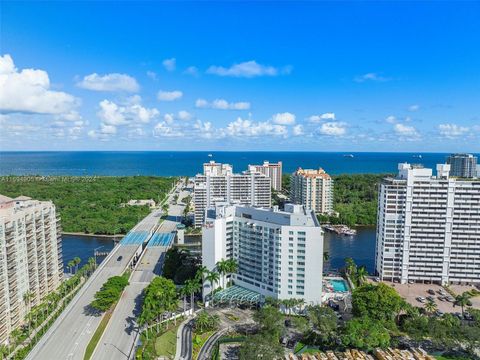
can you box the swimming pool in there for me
[329,279,349,292]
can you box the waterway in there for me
[62,227,377,274]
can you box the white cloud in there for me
[97,96,159,126]
[56,110,82,122]
[163,113,174,124]
[438,123,469,138]
[194,120,218,139]
[354,72,390,83]
[318,122,347,136]
[0,54,78,114]
[385,115,397,124]
[195,98,250,110]
[293,124,304,136]
[157,90,183,102]
[77,73,139,92]
[408,104,420,112]
[224,117,288,137]
[162,58,176,72]
[272,112,296,125]
[184,66,199,76]
[394,123,419,137]
[308,112,335,123]
[153,121,184,137]
[146,71,157,80]
[206,60,291,78]
[177,110,192,121]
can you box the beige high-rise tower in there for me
[291,168,334,214]
[0,195,63,344]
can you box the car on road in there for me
[117,255,123,261]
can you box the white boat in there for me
[208,153,213,157]
[343,154,354,158]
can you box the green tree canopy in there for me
[351,283,406,322]
[341,317,390,351]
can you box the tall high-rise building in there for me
[202,204,323,304]
[291,168,334,214]
[446,153,478,178]
[194,162,271,226]
[0,195,63,344]
[375,163,480,285]
[248,161,283,191]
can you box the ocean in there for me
[0,151,463,176]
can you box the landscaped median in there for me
[83,272,130,360]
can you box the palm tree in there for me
[87,257,96,275]
[454,292,472,317]
[205,271,220,305]
[195,311,211,333]
[196,265,209,283]
[424,299,437,315]
[180,285,189,314]
[323,251,330,262]
[215,259,229,289]
[23,291,33,338]
[73,257,81,274]
[67,260,75,275]
[356,265,368,285]
[344,257,356,276]
[225,258,238,287]
[187,278,201,313]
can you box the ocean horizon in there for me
[1,151,474,177]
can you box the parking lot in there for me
[383,281,479,315]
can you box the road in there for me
[26,182,183,360]
[92,187,190,360]
[178,319,194,360]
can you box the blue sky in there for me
[1,1,479,151]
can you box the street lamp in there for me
[94,246,104,269]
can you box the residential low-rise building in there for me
[375,163,480,285]
[291,168,334,214]
[202,203,323,305]
[0,195,63,344]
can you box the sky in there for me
[0,1,479,152]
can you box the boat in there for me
[323,224,357,236]
[413,154,422,158]
[208,153,213,157]
[343,154,354,158]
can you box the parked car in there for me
[446,296,455,302]
[438,296,445,301]
[435,310,444,317]
[427,289,436,295]
[454,312,463,319]
[427,296,435,302]
[408,280,414,284]
[416,296,426,303]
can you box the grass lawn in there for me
[435,356,472,360]
[154,322,181,358]
[192,331,215,360]
[84,310,112,360]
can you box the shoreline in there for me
[62,232,124,239]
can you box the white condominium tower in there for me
[0,195,63,344]
[375,163,480,285]
[446,153,478,178]
[202,204,323,304]
[291,168,334,214]
[194,161,271,227]
[248,161,283,191]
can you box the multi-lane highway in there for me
[92,188,190,360]
[26,181,186,360]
